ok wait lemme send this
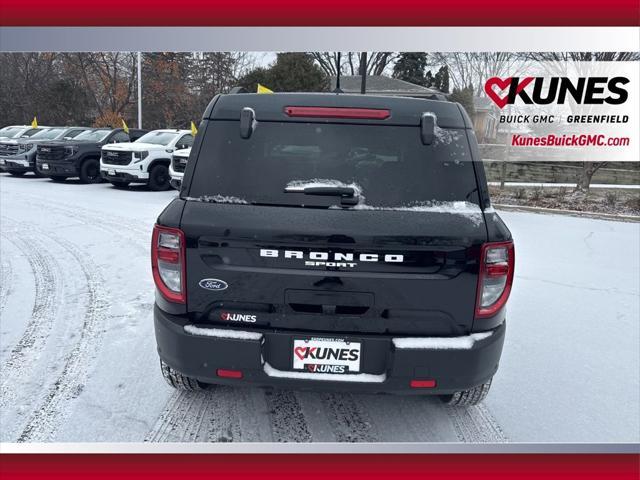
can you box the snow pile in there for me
[185,195,248,205]
[184,325,262,340]
[263,362,386,383]
[349,201,485,226]
[393,331,493,350]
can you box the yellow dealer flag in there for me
[257,83,273,94]
[31,117,38,128]
[121,118,129,134]
[190,121,198,136]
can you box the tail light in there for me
[284,106,391,120]
[152,225,186,304]
[217,369,243,379]
[475,241,515,318]
[410,379,437,389]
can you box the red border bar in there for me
[1,454,639,480]
[1,0,639,26]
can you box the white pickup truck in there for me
[100,129,193,190]
[169,147,191,190]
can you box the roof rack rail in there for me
[229,86,249,94]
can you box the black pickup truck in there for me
[36,127,146,183]
[152,93,514,405]
[0,126,91,176]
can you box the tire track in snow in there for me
[146,386,316,443]
[203,387,244,442]
[0,240,13,317]
[145,391,208,442]
[264,389,311,442]
[144,391,185,442]
[318,392,378,442]
[17,233,109,442]
[446,404,508,442]
[0,227,62,414]
[146,387,249,442]
[11,194,150,252]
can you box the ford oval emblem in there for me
[199,278,228,291]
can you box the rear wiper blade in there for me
[284,186,359,206]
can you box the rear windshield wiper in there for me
[284,185,359,206]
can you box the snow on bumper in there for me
[154,305,506,394]
[0,157,31,171]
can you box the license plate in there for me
[293,338,361,374]
[42,163,49,170]
[108,169,116,176]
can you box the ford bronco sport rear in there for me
[152,93,514,405]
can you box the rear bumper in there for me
[154,305,506,394]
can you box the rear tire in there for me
[50,176,66,182]
[8,171,26,177]
[160,360,206,391]
[110,181,130,189]
[148,164,170,191]
[79,159,102,184]
[440,378,492,406]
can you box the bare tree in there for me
[310,52,398,77]
[66,52,138,125]
[429,53,523,94]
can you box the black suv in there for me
[36,127,146,183]
[0,126,91,177]
[152,93,514,405]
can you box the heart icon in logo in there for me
[484,77,534,109]
[294,346,308,360]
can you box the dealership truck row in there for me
[0,124,193,191]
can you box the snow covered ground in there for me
[0,174,638,443]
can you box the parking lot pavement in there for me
[1,174,638,443]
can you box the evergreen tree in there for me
[239,53,329,93]
[433,65,450,93]
[392,52,427,86]
[424,70,434,88]
[448,85,475,117]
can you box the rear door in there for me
[180,118,486,336]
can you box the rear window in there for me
[135,131,179,145]
[30,128,66,139]
[188,120,479,209]
[20,128,41,138]
[0,127,24,136]
[75,129,111,142]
